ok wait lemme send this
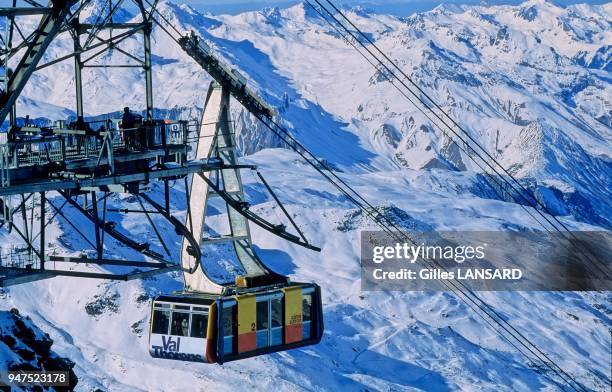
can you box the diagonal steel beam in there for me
[46,196,96,249]
[0,0,78,126]
[136,195,170,256]
[34,24,145,71]
[0,7,52,17]
[48,255,174,268]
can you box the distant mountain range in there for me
[1,2,610,390]
[8,0,611,228]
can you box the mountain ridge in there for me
[0,2,610,390]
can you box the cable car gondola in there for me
[148,82,324,364]
[149,283,323,363]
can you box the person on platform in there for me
[74,115,88,155]
[121,107,136,150]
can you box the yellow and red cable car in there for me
[149,283,323,363]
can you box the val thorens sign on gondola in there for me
[0,1,323,365]
[148,82,324,364]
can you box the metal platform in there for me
[0,1,203,286]
[0,1,318,289]
[1,120,190,193]
[0,117,219,286]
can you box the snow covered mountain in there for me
[1,0,611,391]
[8,0,612,229]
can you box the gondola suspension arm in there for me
[197,173,321,252]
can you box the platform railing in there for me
[0,247,37,271]
[0,121,189,171]
[0,144,11,222]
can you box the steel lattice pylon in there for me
[0,0,199,286]
[0,0,317,287]
[1,0,157,128]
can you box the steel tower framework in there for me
[0,0,200,286]
[0,0,316,288]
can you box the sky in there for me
[177,0,610,16]
[7,0,609,16]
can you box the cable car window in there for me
[170,312,190,336]
[222,307,234,336]
[303,294,312,339]
[223,305,236,355]
[256,300,269,348]
[270,297,283,346]
[271,298,282,328]
[173,305,190,310]
[190,313,208,338]
[152,310,170,335]
[256,301,269,330]
[302,294,312,322]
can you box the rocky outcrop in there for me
[0,309,78,391]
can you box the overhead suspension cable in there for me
[299,1,597,390]
[308,0,610,279]
[303,0,553,237]
[145,2,593,390]
[262,101,594,392]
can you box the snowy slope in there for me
[0,0,611,391]
[0,151,610,391]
